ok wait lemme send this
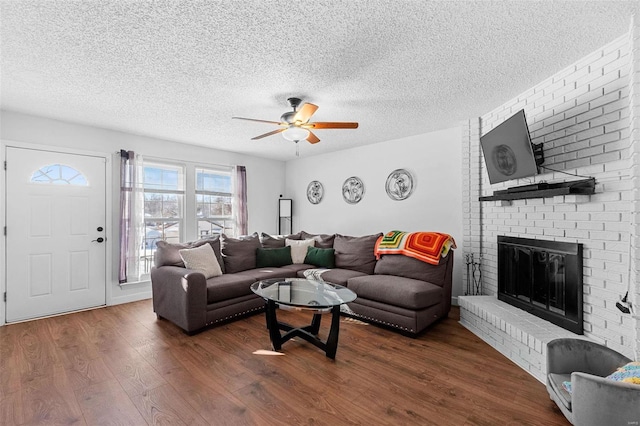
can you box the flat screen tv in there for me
[480,109,539,185]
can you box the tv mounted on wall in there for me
[480,109,543,185]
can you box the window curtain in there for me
[119,150,145,283]
[234,165,248,236]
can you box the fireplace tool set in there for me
[465,253,482,295]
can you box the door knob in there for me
[92,237,105,243]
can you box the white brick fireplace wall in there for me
[461,16,640,375]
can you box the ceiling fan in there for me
[232,97,359,146]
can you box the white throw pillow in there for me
[286,238,315,264]
[178,243,223,279]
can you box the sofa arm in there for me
[572,372,640,426]
[151,266,207,334]
[546,338,631,376]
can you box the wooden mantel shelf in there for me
[479,178,595,202]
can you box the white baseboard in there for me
[109,290,152,306]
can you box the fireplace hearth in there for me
[497,236,583,334]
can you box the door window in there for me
[30,164,88,185]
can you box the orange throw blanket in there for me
[374,231,456,265]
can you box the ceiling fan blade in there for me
[305,122,359,129]
[233,116,283,125]
[306,131,320,144]
[251,128,286,140]
[294,103,319,123]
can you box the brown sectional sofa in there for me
[151,231,454,335]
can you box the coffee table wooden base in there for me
[265,300,341,359]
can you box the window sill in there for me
[119,277,151,287]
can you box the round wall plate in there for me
[306,181,324,204]
[385,169,414,201]
[342,176,365,204]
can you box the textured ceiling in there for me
[1,1,638,161]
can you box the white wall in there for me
[284,126,465,301]
[0,110,465,320]
[0,110,285,316]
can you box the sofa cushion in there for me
[297,268,367,286]
[304,247,335,268]
[300,231,336,248]
[234,267,299,282]
[374,254,448,285]
[548,373,572,410]
[221,233,261,273]
[178,243,223,279]
[260,232,302,248]
[206,274,256,303]
[256,246,293,268]
[286,238,315,264]
[347,274,443,310]
[333,233,382,274]
[280,263,315,273]
[155,236,224,273]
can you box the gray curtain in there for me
[235,165,248,236]
[118,150,134,283]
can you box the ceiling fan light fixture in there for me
[282,126,309,142]
[233,97,357,146]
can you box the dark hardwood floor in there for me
[0,300,569,425]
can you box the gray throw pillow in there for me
[333,233,383,274]
[154,236,224,273]
[300,231,336,248]
[221,232,261,273]
[260,232,302,248]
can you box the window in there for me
[30,164,88,186]
[135,161,238,277]
[196,167,234,238]
[140,162,185,274]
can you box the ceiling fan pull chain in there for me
[296,141,300,157]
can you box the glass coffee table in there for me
[251,278,357,359]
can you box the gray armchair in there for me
[546,338,640,426]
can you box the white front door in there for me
[5,147,107,322]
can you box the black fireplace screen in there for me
[498,236,583,334]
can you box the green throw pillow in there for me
[304,246,335,268]
[256,246,293,268]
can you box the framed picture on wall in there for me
[342,176,365,204]
[385,169,414,201]
[307,181,324,204]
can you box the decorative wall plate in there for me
[385,168,414,201]
[306,181,324,204]
[342,176,365,204]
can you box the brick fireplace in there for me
[460,18,640,372]
[459,295,580,382]
[497,236,583,334]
